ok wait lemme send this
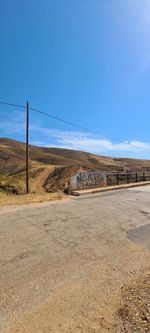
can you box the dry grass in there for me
[1,137,150,196]
[0,192,66,207]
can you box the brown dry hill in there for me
[1,137,150,194]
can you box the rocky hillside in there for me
[1,137,150,194]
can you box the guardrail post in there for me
[117,173,119,185]
[136,172,138,183]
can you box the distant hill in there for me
[1,137,150,193]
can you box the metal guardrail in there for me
[106,172,150,186]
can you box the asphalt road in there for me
[0,186,150,332]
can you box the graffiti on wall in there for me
[70,171,106,190]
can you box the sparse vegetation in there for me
[1,137,150,195]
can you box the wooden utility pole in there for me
[26,101,29,194]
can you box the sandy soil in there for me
[118,271,150,332]
[0,192,65,207]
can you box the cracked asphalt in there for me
[0,186,150,332]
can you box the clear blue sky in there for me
[1,0,150,158]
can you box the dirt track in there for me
[0,186,150,332]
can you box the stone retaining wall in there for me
[69,171,107,190]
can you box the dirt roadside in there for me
[0,192,66,207]
[118,271,150,332]
[2,265,150,333]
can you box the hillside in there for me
[1,137,150,194]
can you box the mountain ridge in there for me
[1,137,150,194]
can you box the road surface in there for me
[0,186,150,332]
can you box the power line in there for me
[0,100,120,142]
[0,101,25,109]
[0,99,150,154]
[31,107,150,154]
[31,107,110,140]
